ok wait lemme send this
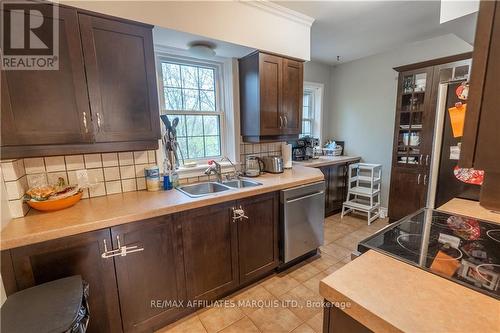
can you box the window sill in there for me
[176,161,239,179]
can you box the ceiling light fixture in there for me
[188,42,216,58]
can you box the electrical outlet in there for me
[75,169,89,187]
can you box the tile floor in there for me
[158,213,388,333]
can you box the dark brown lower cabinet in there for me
[388,168,428,222]
[323,303,373,333]
[319,161,360,217]
[1,192,283,332]
[110,216,186,332]
[179,201,239,302]
[6,229,122,333]
[237,192,279,284]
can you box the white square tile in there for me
[24,158,45,174]
[103,167,120,181]
[47,172,68,185]
[67,171,78,185]
[244,144,253,154]
[84,154,102,168]
[1,160,25,181]
[87,168,104,182]
[121,179,137,192]
[81,188,89,199]
[136,177,146,190]
[119,165,135,179]
[89,182,106,197]
[5,176,28,200]
[102,153,119,167]
[147,150,157,163]
[105,181,122,195]
[118,152,134,165]
[8,199,29,218]
[27,173,48,188]
[44,156,66,172]
[134,164,148,178]
[133,151,148,164]
[259,143,268,153]
[65,155,84,170]
[253,144,261,153]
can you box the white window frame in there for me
[303,81,324,144]
[156,52,227,165]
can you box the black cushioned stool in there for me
[1,275,90,333]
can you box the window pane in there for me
[165,114,186,137]
[164,88,182,110]
[199,67,215,90]
[162,63,181,87]
[181,65,199,89]
[177,137,188,161]
[204,136,221,157]
[185,115,203,137]
[203,115,219,136]
[187,137,205,159]
[200,90,216,111]
[182,89,200,111]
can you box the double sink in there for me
[177,178,262,198]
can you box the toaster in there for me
[262,156,284,174]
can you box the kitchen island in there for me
[319,199,500,332]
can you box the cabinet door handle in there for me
[283,116,288,128]
[419,154,423,165]
[101,236,144,259]
[82,112,88,133]
[232,206,248,222]
[96,112,102,130]
[425,155,429,166]
[279,116,283,128]
[417,173,421,185]
[424,174,427,186]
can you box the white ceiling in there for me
[275,1,477,64]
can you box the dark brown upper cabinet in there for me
[239,51,304,142]
[1,6,92,148]
[460,0,500,209]
[79,13,160,144]
[1,3,160,159]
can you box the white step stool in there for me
[341,163,382,225]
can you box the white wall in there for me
[328,34,472,209]
[59,0,313,60]
[304,61,332,143]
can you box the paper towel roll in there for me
[282,143,293,169]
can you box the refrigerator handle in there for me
[417,173,421,185]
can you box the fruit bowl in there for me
[27,191,83,212]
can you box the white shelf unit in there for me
[341,163,382,225]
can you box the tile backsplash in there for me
[1,141,284,218]
[1,151,157,218]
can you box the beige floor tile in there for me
[291,323,316,333]
[248,305,302,333]
[323,262,345,275]
[334,233,362,251]
[157,315,207,333]
[231,285,276,315]
[321,243,352,260]
[302,271,329,295]
[287,263,321,283]
[306,311,324,333]
[262,273,301,297]
[306,253,341,272]
[198,305,245,333]
[218,317,260,333]
[278,284,322,321]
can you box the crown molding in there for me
[240,0,315,27]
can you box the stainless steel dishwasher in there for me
[280,181,325,264]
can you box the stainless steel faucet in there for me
[204,160,222,182]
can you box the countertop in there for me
[0,165,323,250]
[319,250,500,333]
[438,198,500,224]
[292,155,360,168]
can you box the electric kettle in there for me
[244,156,264,177]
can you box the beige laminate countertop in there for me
[320,250,500,333]
[0,165,323,250]
[292,155,360,168]
[438,198,500,224]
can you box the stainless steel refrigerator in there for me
[428,81,481,209]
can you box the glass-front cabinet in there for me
[394,67,434,167]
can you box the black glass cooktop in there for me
[358,208,500,299]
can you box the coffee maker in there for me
[290,136,319,161]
